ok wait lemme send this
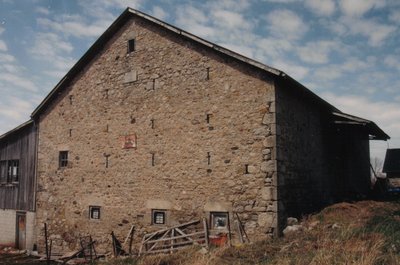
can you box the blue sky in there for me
[0,0,399,161]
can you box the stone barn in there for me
[1,8,387,252]
[0,120,37,250]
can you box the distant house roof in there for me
[29,8,389,141]
[383,149,400,173]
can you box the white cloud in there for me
[263,0,300,3]
[37,17,110,38]
[314,65,343,81]
[30,32,73,58]
[384,56,400,71]
[256,38,293,60]
[29,32,75,76]
[297,40,337,64]
[220,42,255,58]
[151,6,168,20]
[0,40,7,51]
[0,73,37,91]
[0,97,36,135]
[266,9,308,40]
[211,9,253,30]
[35,7,50,15]
[273,59,309,79]
[175,5,216,38]
[0,53,15,63]
[305,0,336,16]
[0,64,19,73]
[339,0,385,17]
[338,16,396,46]
[341,57,372,71]
[389,10,400,23]
[77,0,142,21]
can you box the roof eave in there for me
[0,120,34,141]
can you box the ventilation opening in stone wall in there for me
[244,164,249,174]
[128,39,135,53]
[104,153,110,168]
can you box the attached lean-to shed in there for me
[0,120,37,250]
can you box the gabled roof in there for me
[332,112,390,140]
[30,7,337,118]
[29,8,389,142]
[383,149,400,173]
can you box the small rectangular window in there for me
[7,160,19,182]
[128,39,135,53]
[89,206,101,220]
[59,151,68,168]
[210,212,228,230]
[152,209,166,225]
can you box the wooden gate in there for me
[139,219,209,255]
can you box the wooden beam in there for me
[146,231,204,244]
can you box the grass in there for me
[98,199,400,265]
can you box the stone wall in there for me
[35,15,277,253]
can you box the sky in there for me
[0,0,399,161]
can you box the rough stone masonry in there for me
[34,14,278,252]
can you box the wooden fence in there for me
[139,219,209,255]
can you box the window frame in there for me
[151,209,166,225]
[59,151,69,168]
[89,206,101,220]
[210,211,229,230]
[7,160,19,183]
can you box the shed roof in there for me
[332,112,390,140]
[0,120,33,142]
[383,149,400,173]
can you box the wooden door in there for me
[16,212,26,249]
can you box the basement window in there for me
[59,151,69,168]
[128,39,135,53]
[152,209,166,225]
[89,206,101,220]
[7,160,19,182]
[210,212,228,230]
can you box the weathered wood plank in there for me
[145,231,205,244]
[0,122,36,211]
